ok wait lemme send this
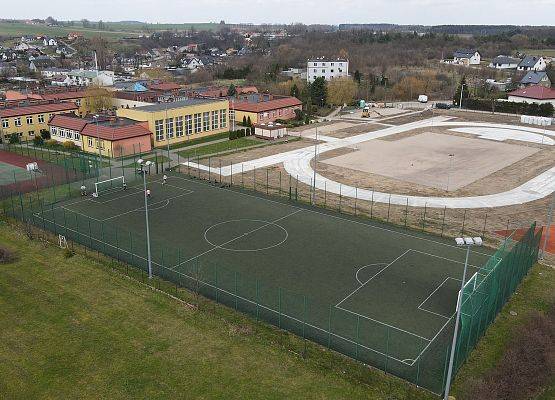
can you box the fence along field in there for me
[0,143,541,395]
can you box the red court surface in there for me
[496,226,554,254]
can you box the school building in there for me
[116,98,229,147]
[232,95,302,125]
[0,102,79,143]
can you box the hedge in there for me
[463,98,554,117]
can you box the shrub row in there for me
[463,98,554,117]
[229,128,253,140]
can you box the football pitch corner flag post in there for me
[138,159,154,279]
[444,236,482,400]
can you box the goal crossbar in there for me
[94,176,126,197]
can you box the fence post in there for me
[422,203,427,232]
[339,184,342,213]
[461,209,467,236]
[234,271,238,310]
[355,187,358,216]
[253,167,256,191]
[266,168,269,195]
[327,305,332,348]
[404,197,409,227]
[481,213,488,239]
[387,194,391,222]
[256,279,260,321]
[441,206,447,237]
[370,188,374,219]
[230,161,233,186]
[278,287,282,329]
[279,170,281,196]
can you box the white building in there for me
[517,56,547,72]
[307,57,349,83]
[489,55,521,70]
[66,69,115,87]
[507,85,555,107]
[452,49,481,66]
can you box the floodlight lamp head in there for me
[455,237,465,246]
[464,237,474,245]
[137,158,144,165]
[473,237,483,246]
[144,161,152,166]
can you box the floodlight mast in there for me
[138,159,153,279]
[444,236,482,400]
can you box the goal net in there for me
[93,176,126,197]
[457,272,478,312]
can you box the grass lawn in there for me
[0,222,434,400]
[168,132,230,150]
[0,22,133,41]
[177,137,263,159]
[452,261,555,399]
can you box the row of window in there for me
[50,126,81,141]
[154,109,227,142]
[1,114,46,128]
[311,62,345,67]
[311,69,345,73]
[87,137,105,150]
[2,131,34,139]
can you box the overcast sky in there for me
[3,0,555,26]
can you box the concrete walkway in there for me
[181,117,555,209]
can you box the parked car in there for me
[435,103,452,110]
[418,94,428,103]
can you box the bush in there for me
[0,246,15,264]
[8,133,20,144]
[229,130,237,140]
[40,129,50,140]
[63,247,75,258]
[33,136,44,146]
[62,141,78,150]
[45,139,58,147]
[464,98,554,117]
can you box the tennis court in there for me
[23,171,502,393]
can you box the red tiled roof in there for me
[232,97,302,113]
[148,83,181,91]
[0,102,78,118]
[81,122,151,141]
[508,85,555,100]
[49,114,91,131]
[41,91,89,101]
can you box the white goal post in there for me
[93,176,126,197]
[58,234,68,249]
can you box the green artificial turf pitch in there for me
[28,172,493,393]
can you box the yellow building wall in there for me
[81,134,114,158]
[233,110,258,125]
[116,100,229,148]
[1,109,78,142]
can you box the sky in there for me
[3,0,555,26]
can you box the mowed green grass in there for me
[0,223,434,400]
[177,137,263,159]
[0,22,134,40]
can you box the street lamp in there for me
[444,236,483,400]
[446,153,455,192]
[311,126,318,205]
[93,114,102,181]
[459,83,466,109]
[137,158,153,279]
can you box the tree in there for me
[327,77,358,107]
[80,86,113,115]
[310,77,327,106]
[8,133,20,144]
[242,116,247,126]
[228,83,237,97]
[353,70,362,84]
[454,76,469,106]
[40,129,50,140]
[247,116,252,127]
[33,136,44,146]
[290,83,299,98]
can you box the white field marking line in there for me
[336,249,412,308]
[90,186,144,204]
[408,248,484,271]
[335,305,432,342]
[168,174,491,258]
[168,209,303,271]
[101,190,194,221]
[355,263,388,285]
[30,213,417,366]
[417,277,462,320]
[410,255,506,366]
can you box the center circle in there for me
[204,219,288,252]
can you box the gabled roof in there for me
[518,56,543,68]
[148,82,181,91]
[508,85,555,100]
[491,56,521,65]
[81,119,152,141]
[49,114,91,131]
[519,71,549,85]
[453,49,479,58]
[41,91,88,101]
[0,102,78,118]
[233,96,302,113]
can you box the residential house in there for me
[40,67,70,79]
[65,70,115,86]
[0,102,79,142]
[307,57,349,83]
[117,98,229,147]
[48,114,152,157]
[182,57,204,71]
[519,71,552,88]
[43,37,58,47]
[507,85,555,107]
[231,94,302,125]
[517,56,547,72]
[489,56,521,70]
[453,49,481,65]
[29,56,55,72]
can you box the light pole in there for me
[164,100,171,170]
[541,191,555,259]
[444,236,483,400]
[93,114,102,181]
[137,158,153,279]
[311,126,318,205]
[459,83,466,109]
[446,153,455,192]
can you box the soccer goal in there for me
[93,176,126,197]
[457,272,478,311]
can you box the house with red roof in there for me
[48,114,152,157]
[507,85,555,107]
[231,94,302,125]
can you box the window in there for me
[185,115,193,135]
[50,127,56,136]
[203,112,210,131]
[165,117,174,139]
[14,117,21,127]
[220,109,227,128]
[155,119,164,141]
[26,116,33,124]
[38,114,44,123]
[211,110,219,129]
[1,119,8,128]
[95,139,104,149]
[67,130,73,139]
[28,131,34,136]
[88,137,93,147]
[75,99,81,106]
[75,133,80,141]
[194,113,202,133]
[175,116,183,137]
[59,129,65,138]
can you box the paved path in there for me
[181,117,555,209]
